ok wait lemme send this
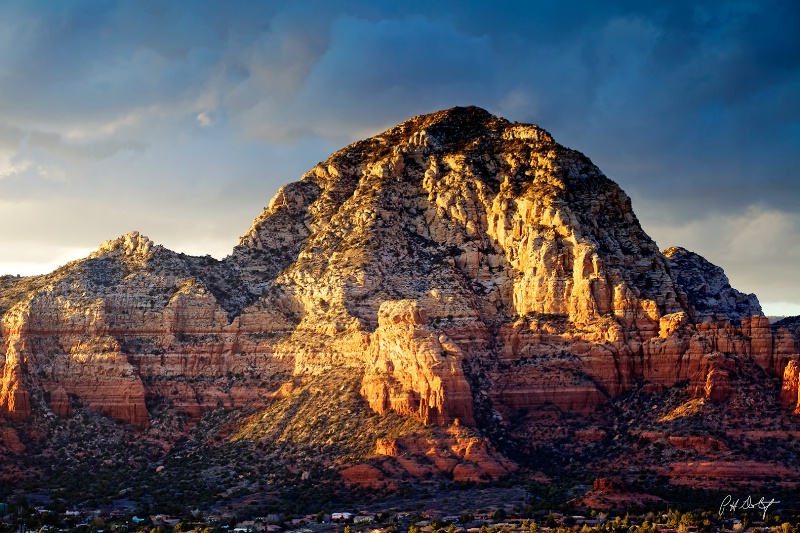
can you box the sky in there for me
[0,1,798,316]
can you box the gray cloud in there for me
[229,14,496,141]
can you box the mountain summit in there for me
[1,107,798,508]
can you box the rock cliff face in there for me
[371,426,517,483]
[664,246,762,323]
[781,359,800,413]
[361,300,475,426]
[0,106,798,497]
[0,231,299,428]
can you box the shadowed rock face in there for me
[663,246,762,323]
[1,107,799,491]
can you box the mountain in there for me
[1,107,799,512]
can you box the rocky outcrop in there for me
[774,316,800,336]
[781,359,800,413]
[0,426,25,454]
[0,309,32,421]
[639,315,799,400]
[576,478,665,510]
[371,426,516,482]
[691,353,734,403]
[0,350,31,422]
[664,246,762,323]
[339,464,390,489]
[360,300,474,426]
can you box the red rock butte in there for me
[1,106,798,491]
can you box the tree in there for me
[741,516,751,531]
[680,512,698,527]
[666,510,681,528]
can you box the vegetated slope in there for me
[1,107,799,513]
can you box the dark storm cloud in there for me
[229,14,495,140]
[0,0,797,311]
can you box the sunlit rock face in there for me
[360,300,475,426]
[1,106,798,436]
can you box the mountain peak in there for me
[403,105,499,133]
[392,105,553,152]
[326,106,553,167]
[91,231,156,261]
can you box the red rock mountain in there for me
[1,107,798,505]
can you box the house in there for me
[236,520,265,532]
[151,515,180,527]
[332,513,354,522]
